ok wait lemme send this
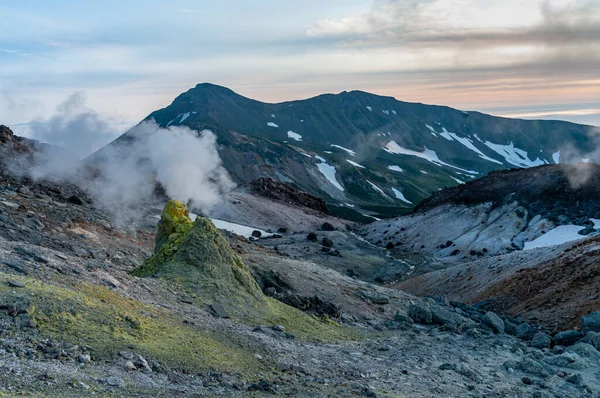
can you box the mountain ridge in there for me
[92,83,598,219]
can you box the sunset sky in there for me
[1,0,599,142]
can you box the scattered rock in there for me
[580,331,600,350]
[307,232,317,242]
[77,354,91,364]
[566,342,600,359]
[516,323,536,341]
[123,360,136,371]
[67,195,84,205]
[7,280,25,288]
[554,330,584,347]
[251,230,262,238]
[322,237,334,248]
[355,290,389,305]
[530,332,551,349]
[321,222,335,231]
[106,376,125,388]
[393,312,414,324]
[408,304,433,324]
[211,303,230,319]
[482,312,505,334]
[566,373,584,387]
[385,242,395,250]
[247,379,275,394]
[581,311,600,334]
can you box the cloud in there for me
[307,0,600,48]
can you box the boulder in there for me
[408,304,433,324]
[482,312,505,334]
[566,343,600,359]
[554,330,584,347]
[322,237,334,248]
[307,232,317,242]
[431,305,472,331]
[582,311,600,334]
[530,332,552,349]
[251,230,262,238]
[516,322,536,341]
[321,222,335,231]
[581,331,600,350]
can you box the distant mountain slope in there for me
[91,83,597,218]
[360,163,600,266]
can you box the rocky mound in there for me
[416,163,600,226]
[132,200,264,312]
[131,200,349,336]
[249,177,329,213]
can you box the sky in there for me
[1,0,599,144]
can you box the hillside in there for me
[90,83,597,219]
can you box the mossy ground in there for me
[0,270,358,378]
[0,273,264,376]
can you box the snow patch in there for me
[431,126,501,164]
[483,140,545,168]
[347,159,366,168]
[524,225,587,250]
[271,114,276,118]
[287,131,302,141]
[366,181,385,195]
[366,106,373,112]
[387,165,404,172]
[211,218,273,239]
[331,144,356,156]
[383,141,478,174]
[267,122,279,128]
[391,110,397,115]
[317,162,344,191]
[552,151,560,164]
[179,112,191,124]
[392,188,412,204]
[382,110,390,115]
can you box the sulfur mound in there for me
[132,200,265,313]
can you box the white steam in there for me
[15,94,234,227]
[89,121,234,226]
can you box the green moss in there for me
[0,273,264,376]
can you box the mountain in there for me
[92,83,597,219]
